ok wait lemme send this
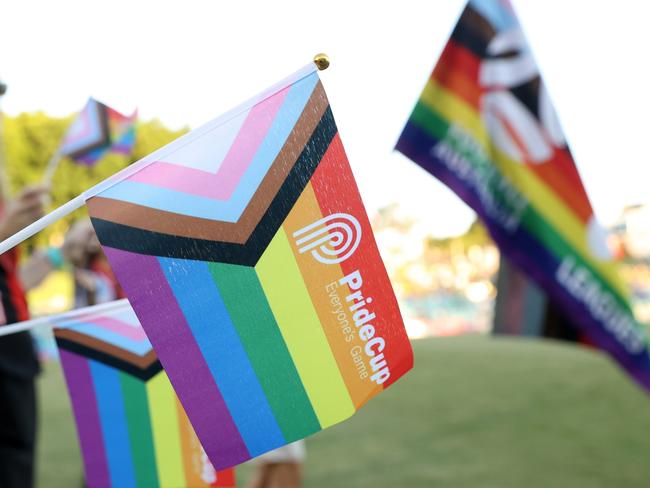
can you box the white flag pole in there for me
[0,298,130,337]
[0,59,322,256]
[0,315,52,336]
[42,150,62,185]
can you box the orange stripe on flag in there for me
[175,397,212,487]
[283,183,381,408]
[433,44,482,110]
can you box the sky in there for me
[1,0,648,237]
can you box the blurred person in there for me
[0,183,50,488]
[0,76,60,488]
[63,220,124,488]
[247,440,305,488]
[63,218,123,307]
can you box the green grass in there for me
[37,336,650,487]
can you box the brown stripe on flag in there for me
[86,81,329,243]
[53,328,158,369]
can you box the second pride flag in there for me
[59,97,137,166]
[396,0,650,391]
[83,63,413,469]
[51,300,235,487]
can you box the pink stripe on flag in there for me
[83,316,148,341]
[64,107,94,146]
[127,86,290,200]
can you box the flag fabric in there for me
[52,300,236,488]
[84,64,413,469]
[59,98,136,166]
[396,0,650,391]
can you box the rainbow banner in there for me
[59,98,136,166]
[84,64,413,469]
[396,0,650,391]
[52,300,235,488]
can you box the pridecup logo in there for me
[293,213,362,264]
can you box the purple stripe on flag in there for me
[102,246,250,468]
[59,349,110,486]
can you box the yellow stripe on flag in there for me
[146,372,186,487]
[421,79,489,145]
[256,228,356,427]
[282,184,382,409]
[420,79,628,298]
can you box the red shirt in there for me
[0,247,39,378]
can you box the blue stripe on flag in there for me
[158,256,286,456]
[89,360,137,488]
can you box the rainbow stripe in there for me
[60,98,136,166]
[53,303,235,487]
[396,0,650,391]
[86,65,413,469]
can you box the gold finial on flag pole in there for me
[313,53,330,71]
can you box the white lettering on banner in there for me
[339,270,391,385]
[555,256,646,354]
[350,346,368,380]
[293,213,362,264]
[431,123,528,233]
[326,281,355,343]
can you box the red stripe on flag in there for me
[526,148,594,225]
[433,40,482,106]
[212,468,236,487]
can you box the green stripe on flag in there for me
[119,372,159,488]
[209,262,321,441]
[410,100,449,140]
[521,206,635,314]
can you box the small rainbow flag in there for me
[396,0,650,391]
[59,98,136,166]
[84,63,413,469]
[52,300,235,487]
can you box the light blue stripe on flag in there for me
[470,0,519,31]
[158,256,286,456]
[64,321,152,356]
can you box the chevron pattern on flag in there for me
[59,98,136,166]
[53,302,235,487]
